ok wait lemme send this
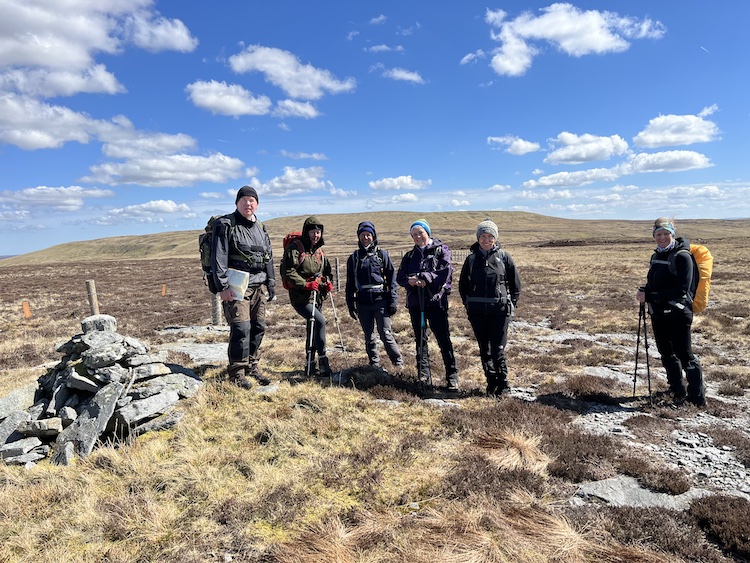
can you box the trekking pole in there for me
[305,288,317,378]
[328,291,350,376]
[642,304,652,405]
[417,284,432,389]
[633,304,642,398]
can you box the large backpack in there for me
[199,214,268,294]
[662,244,713,313]
[280,231,324,290]
[199,214,234,294]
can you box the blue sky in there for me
[1,1,748,255]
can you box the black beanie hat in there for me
[236,185,259,203]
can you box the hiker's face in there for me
[358,231,373,246]
[653,229,674,247]
[308,228,322,245]
[236,196,258,219]
[478,233,496,251]
[410,227,429,247]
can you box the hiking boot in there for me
[446,373,459,392]
[672,391,687,406]
[247,364,271,386]
[318,355,332,378]
[230,374,253,390]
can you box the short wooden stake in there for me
[86,279,100,315]
[162,283,167,297]
[22,300,31,319]
[211,293,224,326]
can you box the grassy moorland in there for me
[1,211,749,562]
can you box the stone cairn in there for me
[0,314,202,466]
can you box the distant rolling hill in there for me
[2,211,748,266]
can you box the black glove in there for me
[266,283,276,302]
[348,306,358,320]
[388,302,397,316]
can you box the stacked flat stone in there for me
[0,314,202,467]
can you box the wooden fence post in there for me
[335,257,341,292]
[22,300,31,319]
[161,283,167,297]
[86,279,100,315]
[211,293,224,326]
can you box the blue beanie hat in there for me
[357,221,375,236]
[410,219,431,236]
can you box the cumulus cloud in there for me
[0,1,197,93]
[261,166,327,196]
[229,45,356,100]
[487,135,540,155]
[489,184,511,191]
[483,4,665,77]
[273,99,319,119]
[372,193,420,205]
[369,175,431,190]
[0,65,124,98]
[633,106,721,148]
[185,80,272,116]
[460,50,486,65]
[519,188,573,200]
[370,15,387,25]
[450,199,470,207]
[280,150,328,160]
[0,185,114,212]
[97,199,193,225]
[545,132,629,164]
[82,153,249,187]
[366,45,405,53]
[381,67,426,84]
[524,150,712,188]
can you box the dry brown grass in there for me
[1,212,749,561]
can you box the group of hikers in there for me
[209,186,705,407]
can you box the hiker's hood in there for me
[357,221,378,250]
[302,216,325,250]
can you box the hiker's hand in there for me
[388,302,398,316]
[305,280,319,292]
[325,281,334,293]
[266,283,276,302]
[219,288,235,301]
[636,289,646,304]
[408,276,425,288]
[348,307,358,320]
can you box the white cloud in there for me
[450,199,470,207]
[229,45,356,100]
[185,80,271,116]
[524,150,712,188]
[199,192,224,199]
[592,193,623,202]
[487,135,540,155]
[261,166,326,196]
[546,132,629,164]
[633,106,721,148]
[488,184,511,191]
[372,193,420,205]
[280,150,328,160]
[484,4,665,77]
[82,153,249,187]
[0,65,124,98]
[0,185,114,212]
[273,99,319,119]
[382,67,426,84]
[0,93,98,149]
[519,188,573,200]
[97,199,193,225]
[124,12,198,52]
[524,167,620,188]
[369,175,431,191]
[366,45,404,53]
[370,15,387,25]
[623,150,712,173]
[459,50,486,65]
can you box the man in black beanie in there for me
[211,185,276,389]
